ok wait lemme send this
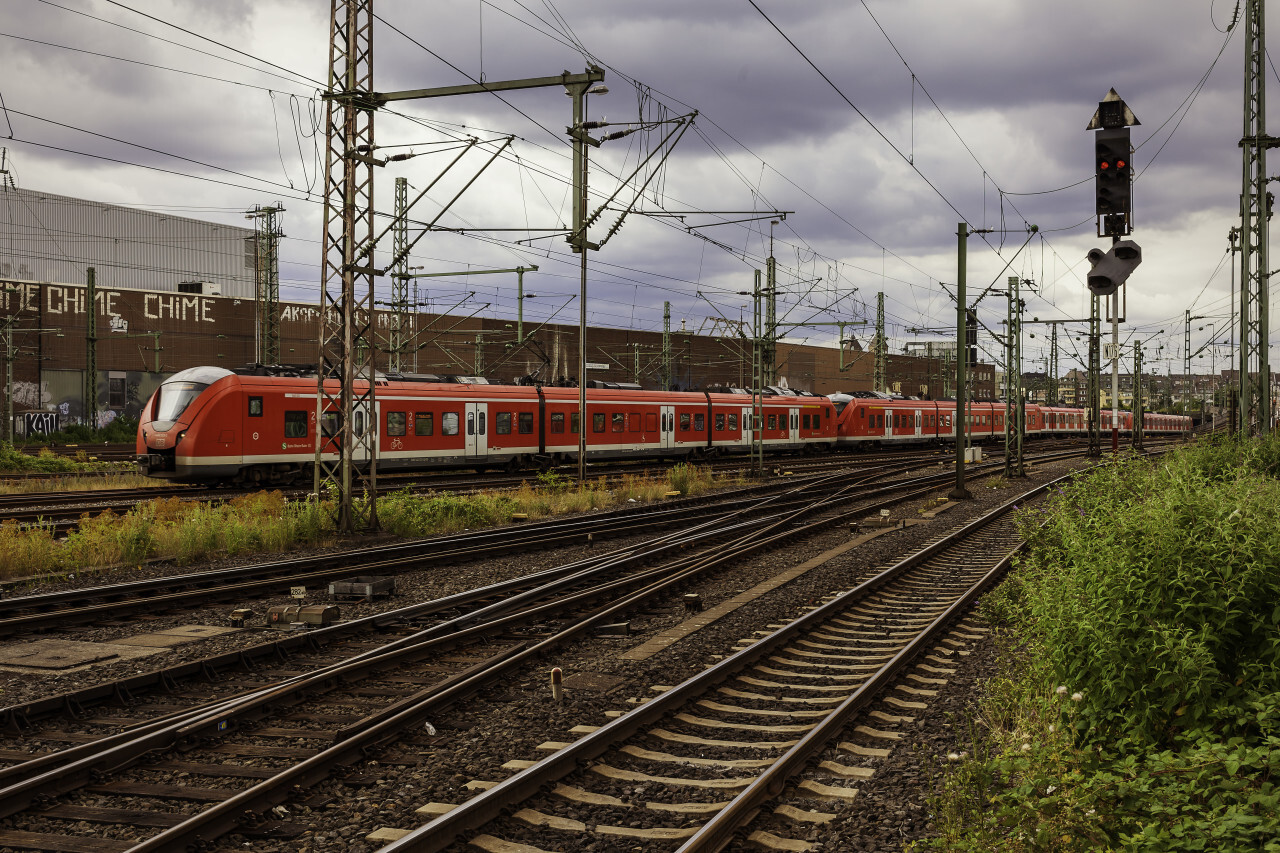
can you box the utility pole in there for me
[763,226,778,385]
[388,177,409,374]
[1088,294,1100,456]
[1049,324,1059,404]
[662,301,672,390]
[247,203,284,366]
[566,71,606,483]
[1134,343,1144,450]
[873,292,887,393]
[316,0,377,533]
[1184,310,1206,418]
[84,267,97,428]
[319,0,604,525]
[1239,0,1275,434]
[2,314,13,442]
[1003,276,1025,477]
[951,223,972,500]
[752,269,764,477]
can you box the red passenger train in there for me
[828,393,1191,448]
[136,366,837,485]
[135,366,1192,484]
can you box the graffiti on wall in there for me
[40,369,165,424]
[12,381,40,408]
[23,412,58,435]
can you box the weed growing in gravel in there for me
[0,473,161,495]
[0,519,61,577]
[0,465,728,580]
[377,465,724,537]
[921,435,1280,852]
[0,442,133,478]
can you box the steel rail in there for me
[377,475,1062,853]
[8,470,935,848]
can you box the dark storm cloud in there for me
[3,0,1259,370]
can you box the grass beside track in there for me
[0,442,135,481]
[921,435,1280,853]
[0,464,727,581]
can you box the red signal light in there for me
[1100,160,1111,170]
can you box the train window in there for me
[916,415,921,427]
[478,412,486,435]
[322,412,340,438]
[594,413,606,433]
[571,412,580,434]
[467,413,474,436]
[284,410,308,438]
[248,396,263,417]
[629,415,641,433]
[550,412,565,434]
[802,414,811,429]
[646,413,657,431]
[415,412,434,436]
[354,410,366,436]
[768,414,777,430]
[519,412,534,434]
[442,411,459,436]
[387,411,406,436]
[715,413,725,432]
[496,412,512,435]
[612,413,626,433]
[694,413,705,432]
[728,414,738,431]
[680,413,691,431]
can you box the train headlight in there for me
[177,430,187,445]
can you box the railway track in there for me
[383,478,1044,852]
[0,461,967,720]
[0,461,1052,851]
[0,447,1102,642]
[0,441,1055,537]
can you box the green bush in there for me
[0,442,80,474]
[925,436,1280,852]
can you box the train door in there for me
[914,408,922,438]
[352,400,372,464]
[465,402,488,458]
[789,407,800,444]
[660,404,676,451]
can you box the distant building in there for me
[0,186,256,297]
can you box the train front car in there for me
[136,366,239,481]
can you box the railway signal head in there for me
[1095,127,1132,234]
[1086,239,1142,296]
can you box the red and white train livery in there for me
[135,367,1191,484]
[136,366,836,484]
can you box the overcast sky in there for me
[1,0,1259,380]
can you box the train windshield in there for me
[154,382,208,425]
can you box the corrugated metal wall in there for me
[0,187,256,297]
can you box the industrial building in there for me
[0,186,256,297]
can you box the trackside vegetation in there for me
[0,464,722,581]
[923,436,1280,852]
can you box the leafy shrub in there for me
[926,435,1280,852]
